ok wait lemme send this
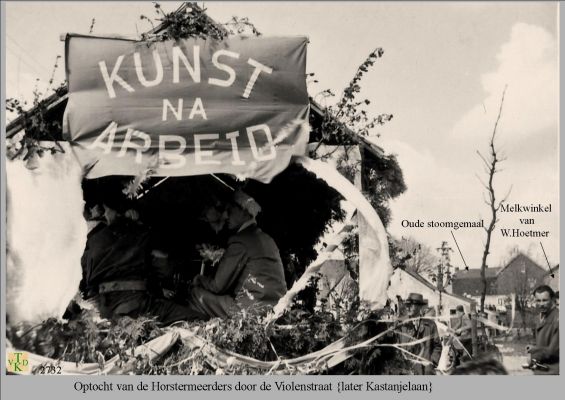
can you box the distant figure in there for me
[451,305,472,357]
[477,311,490,340]
[188,190,287,319]
[486,308,498,337]
[397,293,442,375]
[527,285,559,375]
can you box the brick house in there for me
[451,253,547,309]
[496,253,548,296]
[451,266,503,308]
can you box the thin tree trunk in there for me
[479,176,498,312]
[478,87,509,313]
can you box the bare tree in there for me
[395,236,439,276]
[476,86,512,312]
[502,268,537,332]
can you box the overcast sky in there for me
[4,1,559,269]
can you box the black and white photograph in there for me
[2,1,559,379]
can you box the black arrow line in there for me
[540,242,554,278]
[450,230,469,270]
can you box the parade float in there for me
[5,3,468,375]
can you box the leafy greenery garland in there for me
[7,295,411,375]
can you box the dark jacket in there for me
[80,217,204,324]
[198,223,287,310]
[81,217,150,296]
[398,318,442,375]
[531,306,559,375]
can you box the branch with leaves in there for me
[309,49,404,226]
[312,48,393,155]
[6,79,67,168]
[139,2,261,43]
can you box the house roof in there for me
[403,267,436,290]
[452,267,502,281]
[496,253,545,277]
[547,264,559,277]
[451,252,550,297]
[452,253,546,281]
[451,267,501,296]
[402,267,473,304]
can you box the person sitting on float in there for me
[80,190,206,324]
[187,190,287,319]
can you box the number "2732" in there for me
[37,365,62,374]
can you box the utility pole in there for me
[430,241,453,315]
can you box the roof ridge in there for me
[496,252,545,276]
[401,267,474,304]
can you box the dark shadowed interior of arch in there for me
[81,163,345,292]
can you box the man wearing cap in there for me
[527,285,559,374]
[188,190,287,319]
[398,293,442,375]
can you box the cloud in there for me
[377,138,559,268]
[383,140,478,211]
[453,23,558,142]
[381,139,483,241]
